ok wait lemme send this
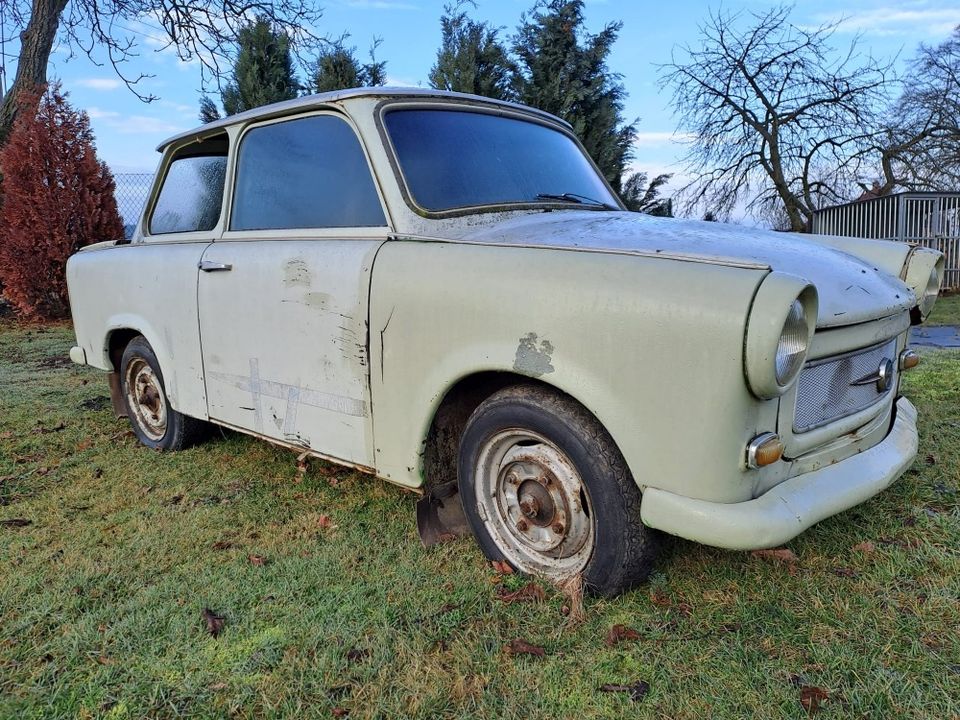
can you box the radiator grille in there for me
[794,339,897,432]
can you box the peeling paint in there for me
[513,332,555,376]
[283,258,311,287]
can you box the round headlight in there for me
[775,299,809,385]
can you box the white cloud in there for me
[85,107,121,120]
[75,78,123,91]
[814,5,960,37]
[633,131,694,147]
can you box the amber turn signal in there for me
[746,433,784,469]
[899,349,920,371]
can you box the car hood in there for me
[456,210,914,328]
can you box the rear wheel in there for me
[458,384,658,596]
[120,336,208,450]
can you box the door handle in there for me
[199,260,233,272]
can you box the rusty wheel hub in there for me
[124,358,167,441]
[474,430,594,578]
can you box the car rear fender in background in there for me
[66,242,210,419]
[368,239,774,503]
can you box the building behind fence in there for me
[812,192,960,291]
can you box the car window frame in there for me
[374,98,626,220]
[141,131,231,245]
[222,109,392,241]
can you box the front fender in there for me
[369,240,774,503]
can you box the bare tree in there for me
[0,0,324,143]
[659,5,892,231]
[878,25,960,193]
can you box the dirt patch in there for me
[79,396,111,411]
[36,355,73,369]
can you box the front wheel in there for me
[119,336,208,450]
[457,384,658,596]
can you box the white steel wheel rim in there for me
[474,429,594,578]
[125,358,167,441]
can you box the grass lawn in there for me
[928,292,960,327]
[1,321,958,719]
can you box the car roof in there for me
[156,87,572,151]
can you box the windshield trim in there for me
[374,99,625,219]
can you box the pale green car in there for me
[66,89,943,596]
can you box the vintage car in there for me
[66,88,943,596]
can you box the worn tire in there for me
[458,383,658,597]
[119,336,208,451]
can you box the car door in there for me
[197,112,390,469]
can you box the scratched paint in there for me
[207,367,368,418]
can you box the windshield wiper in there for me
[534,192,618,210]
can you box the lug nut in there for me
[538,474,551,486]
[516,519,529,532]
[507,473,519,485]
[551,522,565,535]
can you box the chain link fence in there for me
[113,173,154,239]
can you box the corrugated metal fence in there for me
[812,192,960,291]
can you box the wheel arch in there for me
[420,370,630,494]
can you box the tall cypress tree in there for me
[312,41,387,92]
[429,3,516,101]
[512,0,636,193]
[199,17,299,121]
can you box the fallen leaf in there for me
[496,582,546,604]
[211,540,233,550]
[209,682,228,691]
[799,685,829,713]
[76,439,93,451]
[599,681,650,702]
[832,567,858,578]
[248,554,266,567]
[0,518,32,528]
[96,654,113,665]
[751,548,798,565]
[0,431,13,439]
[317,514,334,529]
[924,453,937,465]
[331,709,349,718]
[650,590,672,608]
[605,624,642,646]
[503,639,545,657]
[436,532,457,543]
[167,494,183,505]
[201,608,225,637]
[852,541,875,554]
[491,560,513,575]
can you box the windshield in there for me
[383,108,619,213]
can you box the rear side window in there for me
[150,138,228,235]
[231,115,386,231]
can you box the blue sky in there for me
[5,0,960,179]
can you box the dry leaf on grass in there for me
[605,624,642,646]
[799,685,829,713]
[503,639,546,657]
[491,560,513,575]
[248,554,267,566]
[0,518,32,528]
[201,608,225,637]
[599,681,650,702]
[752,548,798,564]
[852,541,875,554]
[211,540,233,550]
[496,582,546,604]
[317,514,334,530]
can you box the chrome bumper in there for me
[640,397,919,550]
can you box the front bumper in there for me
[640,397,919,550]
